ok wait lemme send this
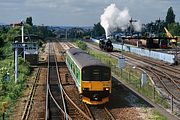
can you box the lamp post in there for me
[21,21,26,62]
[14,41,18,83]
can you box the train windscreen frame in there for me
[82,66,111,81]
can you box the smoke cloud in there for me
[100,3,142,38]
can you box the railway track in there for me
[46,42,67,119]
[46,41,92,120]
[85,105,115,120]
[146,66,180,101]
[21,68,41,120]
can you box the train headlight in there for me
[93,94,100,101]
[104,87,110,91]
[83,88,89,91]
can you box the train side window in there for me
[77,70,80,80]
[71,62,73,68]
[76,72,78,79]
[75,66,78,79]
[72,64,74,71]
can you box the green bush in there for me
[0,57,30,117]
[75,40,87,50]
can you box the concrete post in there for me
[15,47,18,83]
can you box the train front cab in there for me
[81,66,111,105]
[99,40,105,50]
[105,40,113,52]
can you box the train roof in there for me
[66,48,108,68]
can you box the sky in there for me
[0,0,180,26]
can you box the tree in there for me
[166,7,175,25]
[168,23,180,36]
[142,19,166,37]
[92,22,105,37]
[0,37,4,47]
[26,17,33,26]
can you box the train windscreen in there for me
[82,66,111,81]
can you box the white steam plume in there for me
[133,21,142,32]
[100,3,142,38]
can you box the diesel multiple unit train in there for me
[66,48,112,105]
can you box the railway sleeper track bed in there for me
[86,105,116,120]
[19,68,41,120]
[20,68,47,120]
[47,44,64,119]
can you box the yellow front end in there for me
[81,81,111,105]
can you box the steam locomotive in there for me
[99,39,113,52]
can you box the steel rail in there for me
[48,84,72,120]
[45,42,50,120]
[46,42,68,120]
[147,67,180,102]
[54,41,92,120]
[104,107,116,120]
[21,68,41,120]
[52,42,68,120]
